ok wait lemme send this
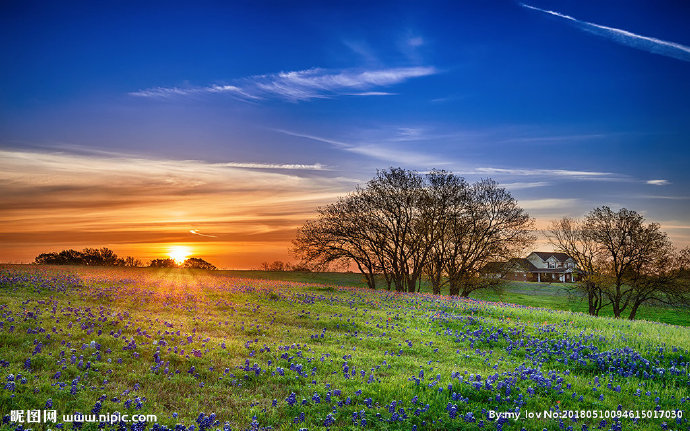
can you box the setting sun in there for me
[168,245,191,265]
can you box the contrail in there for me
[521,3,690,62]
[189,230,217,238]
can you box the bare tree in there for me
[547,217,607,316]
[360,168,431,293]
[294,169,534,296]
[123,256,142,267]
[149,258,177,268]
[584,206,676,319]
[443,179,535,297]
[269,261,285,271]
[624,243,689,319]
[183,257,217,270]
[423,171,470,294]
[293,191,383,289]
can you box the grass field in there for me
[224,270,690,327]
[0,264,689,430]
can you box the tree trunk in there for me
[609,283,623,318]
[432,278,441,295]
[587,289,596,315]
[585,282,600,316]
[628,302,641,320]
[407,275,417,293]
[448,280,460,296]
[365,272,376,289]
[394,275,404,292]
[383,271,392,291]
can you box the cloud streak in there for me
[521,3,690,62]
[189,230,217,238]
[519,198,581,211]
[273,128,631,179]
[273,129,451,166]
[218,162,327,170]
[646,179,670,186]
[470,167,620,181]
[130,66,437,102]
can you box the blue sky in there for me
[1,1,689,267]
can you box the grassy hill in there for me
[223,270,690,327]
[0,265,688,430]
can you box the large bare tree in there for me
[549,208,689,319]
[293,168,535,296]
[549,206,688,319]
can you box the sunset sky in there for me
[2,1,689,269]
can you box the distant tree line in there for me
[259,260,311,272]
[35,248,217,270]
[150,257,217,270]
[547,207,690,319]
[292,168,535,295]
[35,248,141,267]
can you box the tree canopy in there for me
[548,206,689,319]
[34,247,140,267]
[293,168,534,295]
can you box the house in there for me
[525,252,579,282]
[482,252,580,283]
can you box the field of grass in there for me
[1,264,689,430]
[225,270,690,327]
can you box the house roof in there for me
[482,257,582,274]
[530,251,573,262]
[482,258,538,273]
[509,258,539,271]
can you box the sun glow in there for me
[169,245,192,265]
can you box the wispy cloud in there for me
[342,40,380,64]
[646,179,670,186]
[637,195,689,200]
[519,198,581,211]
[0,148,353,267]
[273,128,634,178]
[502,181,551,190]
[471,167,618,180]
[189,229,217,238]
[130,66,437,102]
[521,3,690,62]
[273,129,351,149]
[218,162,327,170]
[407,36,425,48]
[345,144,451,166]
[273,129,450,166]
[347,91,397,96]
[496,133,614,145]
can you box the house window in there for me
[548,262,555,269]
[567,262,574,269]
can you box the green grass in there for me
[0,264,688,431]
[223,269,690,327]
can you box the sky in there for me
[1,1,689,269]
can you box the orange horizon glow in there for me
[0,149,351,269]
[1,149,689,269]
[168,245,192,265]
